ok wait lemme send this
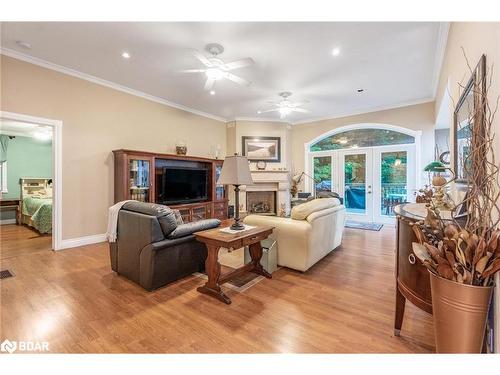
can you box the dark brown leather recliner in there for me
[109,202,220,291]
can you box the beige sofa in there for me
[243,198,346,272]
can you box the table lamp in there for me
[423,161,455,209]
[218,153,254,230]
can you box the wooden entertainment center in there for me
[113,149,228,222]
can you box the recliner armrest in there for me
[167,219,221,239]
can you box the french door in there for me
[310,144,415,224]
[338,149,373,222]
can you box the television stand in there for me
[113,149,228,222]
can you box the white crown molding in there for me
[291,96,434,126]
[232,116,291,124]
[431,22,450,99]
[0,48,227,123]
[58,233,107,250]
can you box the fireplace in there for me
[246,191,277,215]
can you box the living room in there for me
[1,1,500,372]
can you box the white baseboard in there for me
[58,233,107,250]
[0,219,17,225]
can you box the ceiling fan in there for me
[180,43,254,93]
[258,92,310,118]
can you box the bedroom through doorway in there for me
[0,116,55,259]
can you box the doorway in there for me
[307,125,420,224]
[0,111,62,252]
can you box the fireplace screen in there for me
[247,191,276,215]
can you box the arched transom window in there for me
[310,128,415,151]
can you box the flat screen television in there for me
[159,166,208,205]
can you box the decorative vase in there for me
[429,271,493,353]
[175,141,187,155]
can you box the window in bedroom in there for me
[0,161,7,193]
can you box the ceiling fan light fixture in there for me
[279,107,292,117]
[206,68,224,80]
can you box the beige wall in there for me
[435,22,500,353]
[0,55,227,240]
[290,102,436,190]
[229,120,292,172]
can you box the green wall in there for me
[3,135,52,200]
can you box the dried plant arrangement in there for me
[414,185,433,204]
[411,51,500,286]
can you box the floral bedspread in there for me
[22,196,52,234]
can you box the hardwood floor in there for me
[0,224,52,260]
[0,226,435,353]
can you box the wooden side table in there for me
[194,224,274,304]
[0,199,21,225]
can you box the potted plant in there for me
[411,54,500,353]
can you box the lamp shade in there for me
[424,161,446,172]
[218,154,254,185]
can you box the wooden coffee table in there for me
[194,223,274,304]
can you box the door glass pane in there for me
[344,154,366,214]
[129,159,150,202]
[381,151,407,216]
[215,163,225,200]
[313,156,332,193]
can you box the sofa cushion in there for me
[291,198,340,220]
[168,219,221,239]
[122,202,178,236]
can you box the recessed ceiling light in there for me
[357,88,364,93]
[257,110,262,114]
[121,51,131,59]
[16,40,32,49]
[210,90,215,95]
[331,47,341,56]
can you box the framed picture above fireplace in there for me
[242,136,281,163]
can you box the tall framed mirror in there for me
[453,54,487,184]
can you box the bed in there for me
[20,178,53,234]
[21,196,52,233]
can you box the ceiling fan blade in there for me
[259,108,280,114]
[204,77,216,91]
[221,57,254,71]
[289,101,309,108]
[224,73,251,86]
[191,49,213,67]
[291,107,310,113]
[178,69,206,73]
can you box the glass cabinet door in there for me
[129,158,151,202]
[215,162,226,200]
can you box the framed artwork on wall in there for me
[453,54,487,184]
[242,136,281,163]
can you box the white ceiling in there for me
[0,120,52,138]
[0,22,448,124]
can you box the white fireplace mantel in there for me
[239,170,291,217]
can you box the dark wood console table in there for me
[194,223,274,304]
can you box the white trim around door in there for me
[0,111,63,251]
